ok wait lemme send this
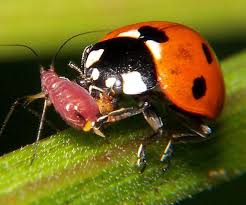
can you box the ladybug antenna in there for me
[0,44,42,67]
[51,30,108,67]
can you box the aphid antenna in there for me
[0,31,108,162]
[0,44,44,139]
[0,44,43,68]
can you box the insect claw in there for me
[137,143,147,172]
[93,128,106,138]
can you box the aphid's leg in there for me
[0,92,45,137]
[30,98,50,164]
[26,107,59,132]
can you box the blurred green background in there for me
[0,0,245,204]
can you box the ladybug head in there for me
[85,66,123,95]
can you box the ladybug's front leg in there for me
[94,102,150,129]
[140,104,173,172]
[94,101,170,172]
[159,110,213,172]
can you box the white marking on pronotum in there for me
[105,77,116,88]
[145,40,162,60]
[118,30,140,38]
[121,71,147,94]
[91,68,100,81]
[85,49,104,68]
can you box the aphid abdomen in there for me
[41,67,99,130]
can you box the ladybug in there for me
[0,22,225,170]
[69,21,225,170]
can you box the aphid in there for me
[0,36,106,161]
[68,21,225,171]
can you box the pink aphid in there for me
[0,43,105,163]
[0,64,102,161]
[41,66,99,131]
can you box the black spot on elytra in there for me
[138,26,169,43]
[202,43,213,64]
[192,76,206,99]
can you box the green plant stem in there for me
[0,51,246,205]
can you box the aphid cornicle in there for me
[69,21,225,171]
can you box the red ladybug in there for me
[1,21,225,171]
[69,21,225,171]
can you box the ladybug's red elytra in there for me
[69,21,225,171]
[100,21,225,119]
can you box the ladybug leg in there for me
[159,132,208,172]
[81,44,93,70]
[68,44,94,78]
[141,105,174,172]
[68,61,84,78]
[128,102,165,171]
[173,119,212,141]
[142,103,164,133]
[160,139,173,172]
[95,106,147,129]
[170,130,211,143]
[159,119,212,172]
[95,101,167,172]
[168,106,212,141]
[89,85,104,94]
[94,103,150,172]
[25,107,60,132]
[137,143,147,173]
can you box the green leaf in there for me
[0,51,246,205]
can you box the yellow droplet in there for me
[83,121,92,132]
